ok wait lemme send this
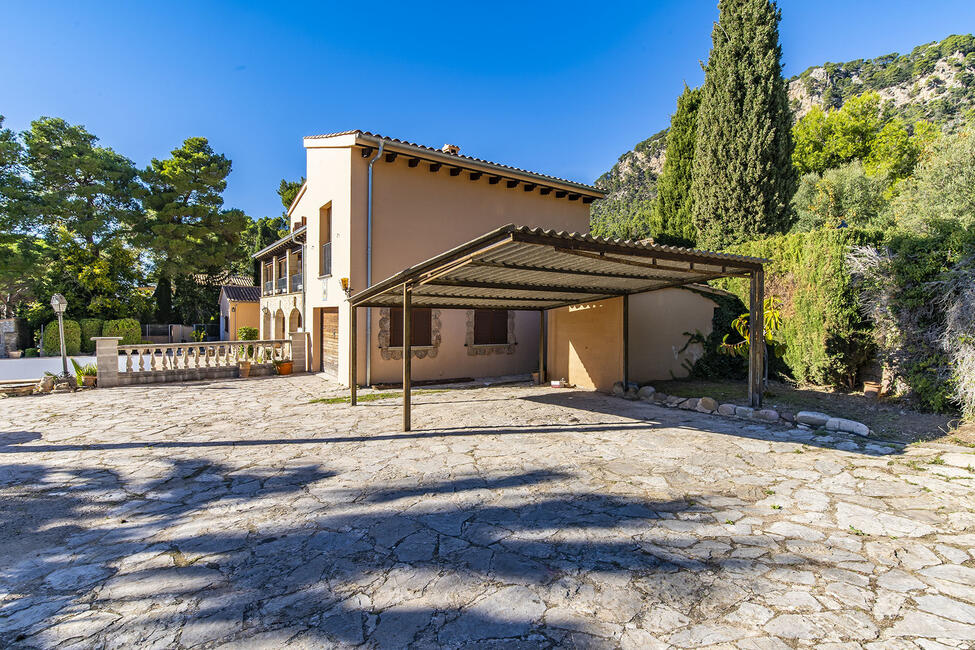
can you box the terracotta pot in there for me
[238,361,251,378]
[82,375,97,387]
[8,350,22,359]
[275,361,293,376]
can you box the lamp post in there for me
[50,293,69,377]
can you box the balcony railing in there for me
[276,277,287,293]
[264,280,273,295]
[290,273,303,292]
[321,242,332,277]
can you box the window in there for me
[473,309,508,345]
[319,204,332,277]
[389,308,432,347]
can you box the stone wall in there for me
[0,318,27,358]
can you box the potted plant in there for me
[273,359,293,376]
[71,360,98,387]
[239,357,252,378]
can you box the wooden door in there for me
[320,309,339,378]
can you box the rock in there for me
[653,392,669,402]
[623,387,639,400]
[755,409,779,422]
[779,410,795,423]
[666,395,684,406]
[796,411,830,427]
[637,385,656,400]
[36,376,55,394]
[717,403,737,416]
[611,381,625,396]
[825,418,870,436]
[697,397,718,412]
[53,382,75,393]
[679,398,699,410]
[735,406,754,419]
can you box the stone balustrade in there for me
[94,332,311,387]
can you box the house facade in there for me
[217,285,261,341]
[255,130,720,388]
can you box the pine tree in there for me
[691,0,796,249]
[652,85,701,245]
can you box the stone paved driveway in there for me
[1,375,974,649]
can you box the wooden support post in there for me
[349,303,357,406]
[403,284,412,432]
[748,268,765,408]
[538,311,546,384]
[622,294,630,387]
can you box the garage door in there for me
[321,309,339,378]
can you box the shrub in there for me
[237,326,259,341]
[713,228,882,388]
[78,318,103,353]
[42,319,81,356]
[24,347,39,358]
[102,318,141,345]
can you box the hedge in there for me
[79,318,103,353]
[102,318,141,345]
[237,326,259,341]
[42,319,81,356]
[712,228,882,388]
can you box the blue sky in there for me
[2,1,974,219]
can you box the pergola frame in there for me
[348,225,767,431]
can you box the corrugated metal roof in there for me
[304,130,603,196]
[252,225,307,259]
[350,225,766,310]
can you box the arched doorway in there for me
[289,308,302,333]
[274,309,286,340]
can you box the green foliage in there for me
[890,127,975,231]
[849,224,975,414]
[652,85,701,245]
[24,347,38,357]
[70,359,98,385]
[277,178,305,211]
[42,319,81,356]
[679,289,749,380]
[237,326,259,341]
[78,318,103,354]
[21,117,145,321]
[793,34,975,125]
[792,92,935,181]
[714,229,881,387]
[718,296,787,359]
[590,130,667,240]
[691,0,796,249]
[102,318,141,345]
[792,162,891,231]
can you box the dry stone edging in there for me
[612,383,874,437]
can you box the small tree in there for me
[718,296,787,385]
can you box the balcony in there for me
[276,277,287,293]
[290,273,303,292]
[263,280,273,296]
[321,242,332,277]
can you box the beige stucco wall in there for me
[545,289,718,392]
[292,138,592,384]
[227,301,260,341]
[547,297,623,392]
[627,288,717,383]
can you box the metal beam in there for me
[403,284,411,432]
[538,312,546,385]
[748,269,765,408]
[622,294,629,387]
[424,278,628,295]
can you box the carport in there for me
[348,225,767,431]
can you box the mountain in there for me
[591,34,975,239]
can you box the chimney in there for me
[441,143,460,155]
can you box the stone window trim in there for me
[378,308,441,360]
[466,310,516,356]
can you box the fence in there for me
[93,331,310,387]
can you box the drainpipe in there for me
[364,138,385,387]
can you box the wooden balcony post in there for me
[748,268,765,408]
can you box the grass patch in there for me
[309,389,446,405]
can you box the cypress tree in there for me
[652,85,702,245]
[691,0,796,249]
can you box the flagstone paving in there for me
[1,375,974,648]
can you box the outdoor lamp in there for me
[341,277,351,298]
[50,293,69,377]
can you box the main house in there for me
[255,130,723,389]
